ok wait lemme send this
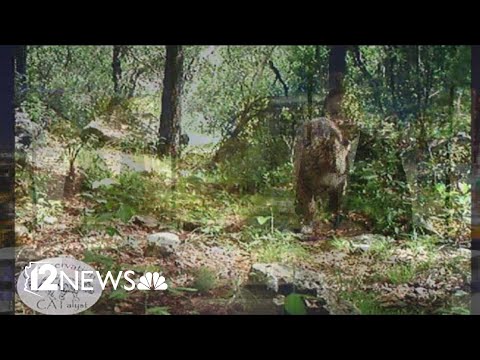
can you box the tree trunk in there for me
[307,71,314,120]
[158,45,184,158]
[324,45,347,118]
[15,45,27,107]
[472,46,480,245]
[323,45,358,167]
[445,84,456,222]
[474,46,480,180]
[112,45,122,96]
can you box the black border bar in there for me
[0,46,15,315]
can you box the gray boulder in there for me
[130,215,159,228]
[145,232,181,257]
[15,224,29,241]
[15,110,42,150]
[121,236,142,251]
[349,234,393,252]
[81,121,123,144]
[249,263,325,296]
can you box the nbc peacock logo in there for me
[137,272,168,291]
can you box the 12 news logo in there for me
[26,263,168,293]
[17,257,169,314]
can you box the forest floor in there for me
[14,123,471,315]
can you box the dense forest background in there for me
[14,46,471,315]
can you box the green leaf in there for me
[116,204,135,223]
[284,293,307,315]
[256,216,271,226]
[450,307,469,315]
[83,250,114,268]
[146,306,171,315]
[144,264,159,274]
[173,287,198,293]
[106,226,119,236]
[458,182,470,194]
[96,212,113,222]
[168,286,199,296]
[435,183,446,193]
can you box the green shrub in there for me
[192,267,217,293]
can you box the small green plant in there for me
[405,235,439,254]
[26,198,63,226]
[83,250,115,271]
[385,264,416,285]
[168,287,198,297]
[439,307,469,315]
[89,171,149,223]
[369,238,394,259]
[146,306,171,315]
[192,267,217,293]
[109,288,129,301]
[344,291,382,315]
[77,149,112,188]
[340,291,414,315]
[243,228,308,265]
[331,237,354,253]
[78,211,114,235]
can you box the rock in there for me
[43,216,58,225]
[349,234,393,252]
[119,157,150,174]
[300,225,314,235]
[208,246,226,256]
[249,263,325,296]
[130,215,159,228]
[350,234,392,243]
[454,290,469,297]
[81,121,123,144]
[415,287,428,297]
[57,224,68,232]
[246,263,357,315]
[272,295,285,310]
[15,110,43,150]
[272,294,285,307]
[122,236,142,251]
[15,224,29,240]
[356,244,371,252]
[92,178,118,189]
[146,232,181,257]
